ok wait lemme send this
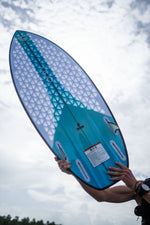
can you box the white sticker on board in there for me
[84,142,110,168]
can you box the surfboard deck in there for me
[9,30,129,190]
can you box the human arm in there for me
[76,178,136,203]
[55,158,136,203]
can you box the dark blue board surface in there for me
[9,30,128,189]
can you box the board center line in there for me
[17,31,92,145]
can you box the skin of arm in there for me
[55,157,150,204]
[75,179,136,203]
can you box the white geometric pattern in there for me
[10,31,111,144]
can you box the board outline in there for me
[9,30,129,190]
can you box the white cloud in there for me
[27,189,65,202]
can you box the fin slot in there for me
[76,159,90,182]
[55,141,67,160]
[110,141,126,161]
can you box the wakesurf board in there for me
[9,30,128,190]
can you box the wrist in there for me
[134,181,143,193]
[135,180,150,197]
[138,183,150,197]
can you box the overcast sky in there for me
[0,0,150,225]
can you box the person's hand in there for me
[107,162,137,190]
[55,156,72,175]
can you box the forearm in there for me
[76,178,136,203]
[76,178,106,202]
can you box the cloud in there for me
[27,189,66,202]
[136,21,150,46]
[130,0,150,46]
[130,0,150,13]
[0,0,38,30]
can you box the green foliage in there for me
[0,215,62,225]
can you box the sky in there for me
[0,0,150,224]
